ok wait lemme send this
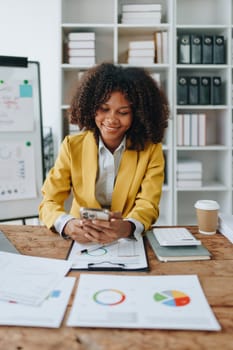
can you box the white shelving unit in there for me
[60,0,233,225]
[175,0,232,224]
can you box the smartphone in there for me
[80,207,110,221]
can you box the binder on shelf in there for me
[213,35,225,64]
[189,77,199,105]
[198,113,207,146]
[162,31,168,63]
[177,34,190,64]
[177,76,188,105]
[212,77,222,105]
[191,113,198,146]
[154,31,163,63]
[183,113,191,146]
[202,35,213,64]
[177,114,184,146]
[191,34,202,64]
[199,77,211,105]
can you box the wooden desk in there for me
[0,224,233,350]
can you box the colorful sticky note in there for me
[20,81,33,98]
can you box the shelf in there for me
[60,0,233,225]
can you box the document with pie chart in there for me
[67,274,221,331]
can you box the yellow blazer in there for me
[39,131,164,231]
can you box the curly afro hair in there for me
[68,62,169,150]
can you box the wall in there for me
[0,0,61,155]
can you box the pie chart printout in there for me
[153,290,191,307]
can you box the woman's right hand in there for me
[63,218,90,243]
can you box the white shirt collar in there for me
[98,136,126,154]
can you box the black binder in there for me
[213,35,225,64]
[189,77,200,105]
[177,76,188,105]
[177,34,190,64]
[200,77,211,105]
[202,35,213,64]
[191,34,202,64]
[212,76,222,105]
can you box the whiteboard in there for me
[0,58,44,221]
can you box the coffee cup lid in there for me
[194,200,220,210]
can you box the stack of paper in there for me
[126,31,168,65]
[127,40,155,65]
[0,252,74,327]
[0,277,75,328]
[67,32,96,65]
[218,213,233,243]
[177,160,202,188]
[121,4,162,24]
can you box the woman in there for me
[39,62,169,244]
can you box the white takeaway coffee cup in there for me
[194,200,220,235]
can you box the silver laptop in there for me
[0,230,20,254]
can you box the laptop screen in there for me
[0,231,20,254]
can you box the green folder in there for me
[146,230,211,262]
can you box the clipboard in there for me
[66,237,149,271]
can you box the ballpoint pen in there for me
[79,241,118,255]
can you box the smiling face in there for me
[95,91,133,153]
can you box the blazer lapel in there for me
[82,132,101,207]
[111,149,138,212]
